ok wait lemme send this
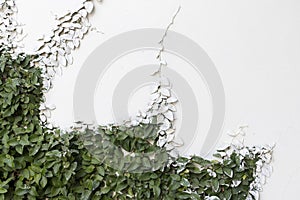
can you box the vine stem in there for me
[153,6,181,78]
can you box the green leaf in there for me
[116,181,128,192]
[64,169,73,181]
[180,178,190,187]
[100,187,110,194]
[16,145,24,154]
[29,144,41,156]
[53,163,61,175]
[22,169,30,179]
[0,50,266,200]
[15,188,29,196]
[20,134,30,146]
[29,186,38,196]
[34,173,41,185]
[211,179,219,192]
[84,165,95,173]
[49,187,60,197]
[153,186,161,198]
[97,166,105,176]
[70,162,77,172]
[81,190,92,200]
[40,176,47,188]
[0,188,7,194]
[223,167,234,178]
[169,181,181,191]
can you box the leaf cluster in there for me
[0,49,259,199]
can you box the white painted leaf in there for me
[166,133,175,142]
[53,35,60,43]
[227,130,240,137]
[72,14,81,22]
[46,104,56,110]
[73,38,80,47]
[151,84,159,94]
[45,123,53,129]
[7,0,14,7]
[165,144,175,151]
[264,153,272,164]
[82,26,89,34]
[43,35,52,43]
[40,115,47,123]
[249,191,259,200]
[158,105,168,113]
[157,114,164,123]
[57,48,65,56]
[66,54,73,65]
[149,109,158,116]
[152,103,160,110]
[142,118,150,124]
[159,60,167,66]
[43,45,51,53]
[155,96,163,104]
[171,136,184,147]
[68,30,75,37]
[262,165,272,177]
[43,110,51,118]
[55,27,64,36]
[39,104,46,110]
[164,110,174,121]
[130,119,139,126]
[157,137,167,147]
[160,88,170,97]
[141,111,147,118]
[49,54,58,65]
[58,55,67,67]
[62,22,72,28]
[48,41,56,48]
[167,104,176,111]
[61,34,73,41]
[60,15,72,23]
[84,1,94,13]
[160,119,171,131]
[64,46,72,55]
[67,41,75,50]
[165,129,175,134]
[260,175,266,185]
[167,97,178,103]
[82,17,91,27]
[75,30,84,39]
[150,93,159,101]
[16,27,22,34]
[72,23,82,29]
[42,57,51,66]
[79,9,88,17]
[239,148,249,157]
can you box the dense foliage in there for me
[0,48,260,199]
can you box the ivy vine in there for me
[0,0,273,199]
[0,47,273,199]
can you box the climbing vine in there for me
[0,0,273,199]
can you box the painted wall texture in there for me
[17,0,300,199]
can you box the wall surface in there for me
[17,0,300,199]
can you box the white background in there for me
[17,0,300,199]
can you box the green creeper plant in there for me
[0,47,271,200]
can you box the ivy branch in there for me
[152,6,181,77]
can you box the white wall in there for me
[17,0,300,199]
